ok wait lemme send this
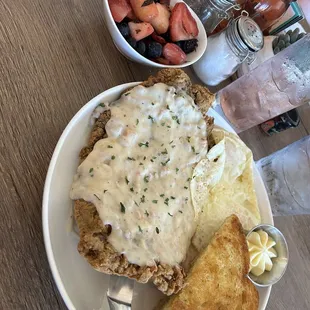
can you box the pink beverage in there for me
[219,34,310,132]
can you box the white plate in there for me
[43,83,273,310]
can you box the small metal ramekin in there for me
[246,224,289,287]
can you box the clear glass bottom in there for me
[256,136,310,216]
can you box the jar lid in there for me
[237,16,264,52]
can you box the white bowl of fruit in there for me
[103,0,207,67]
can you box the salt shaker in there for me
[192,15,263,86]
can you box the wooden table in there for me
[0,0,309,309]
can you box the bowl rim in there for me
[246,223,289,287]
[103,0,207,68]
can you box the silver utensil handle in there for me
[107,297,131,310]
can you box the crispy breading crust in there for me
[74,69,214,296]
[161,215,259,310]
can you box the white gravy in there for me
[70,83,208,266]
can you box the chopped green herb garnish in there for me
[187,178,191,182]
[179,210,183,214]
[170,196,175,200]
[161,159,170,166]
[187,136,191,143]
[176,168,179,173]
[139,141,149,147]
[150,159,154,162]
[152,156,157,160]
[141,195,145,203]
[139,162,143,166]
[136,119,139,125]
[143,156,146,160]
[168,212,173,217]
[184,186,188,189]
[130,187,134,192]
[120,202,126,213]
[127,157,136,161]
[172,115,180,124]
[152,200,158,204]
[191,146,195,153]
[148,115,155,122]
[125,177,129,184]
[156,227,160,234]
[134,201,139,207]
[145,210,149,217]
[197,126,201,129]
[89,168,94,174]
[138,225,143,233]
[161,148,168,155]
[172,145,176,148]
[104,190,107,193]
[94,194,101,200]
[108,145,113,148]
[124,93,129,96]
[167,125,171,129]
[164,198,169,206]
[99,103,105,107]
[144,176,149,183]
[151,102,155,105]
[161,122,165,126]
[166,105,170,110]
[160,194,165,197]
[169,140,174,144]
[144,188,148,192]
[111,155,115,160]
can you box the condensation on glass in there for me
[218,34,310,132]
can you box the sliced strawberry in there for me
[130,0,158,23]
[155,57,171,65]
[108,0,132,23]
[128,22,154,41]
[151,32,167,44]
[182,4,199,37]
[127,8,137,20]
[150,3,170,34]
[125,0,137,20]
[163,43,186,65]
[170,3,199,42]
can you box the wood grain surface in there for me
[0,0,309,309]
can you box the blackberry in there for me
[175,41,183,49]
[179,39,198,54]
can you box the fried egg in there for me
[191,128,261,252]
